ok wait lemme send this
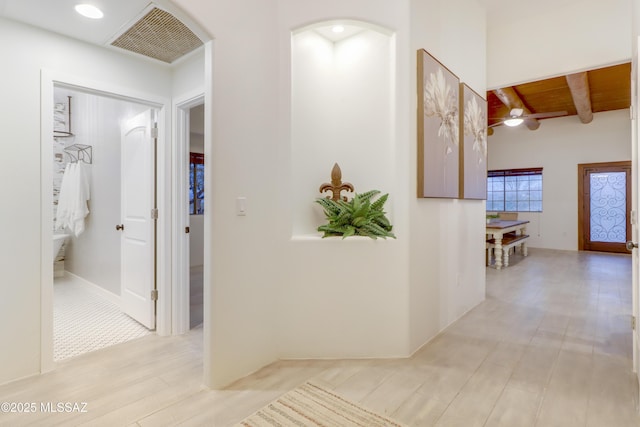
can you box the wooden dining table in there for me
[486,220,530,270]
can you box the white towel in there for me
[71,162,91,236]
[55,162,91,236]
[55,163,74,232]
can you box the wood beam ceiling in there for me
[486,63,630,133]
[565,72,593,124]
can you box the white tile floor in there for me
[54,275,152,361]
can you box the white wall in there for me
[291,27,394,235]
[488,110,631,250]
[0,16,171,385]
[57,89,120,292]
[172,54,206,270]
[189,215,205,267]
[487,0,632,87]
[279,1,412,360]
[172,0,282,388]
[409,0,487,351]
[172,50,205,97]
[172,0,487,388]
[189,113,205,267]
[58,89,149,295]
[190,131,204,153]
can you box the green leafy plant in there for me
[315,190,395,239]
[486,213,499,224]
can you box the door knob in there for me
[626,241,637,251]
[116,224,124,231]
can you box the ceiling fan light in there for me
[504,117,524,127]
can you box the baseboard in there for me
[0,371,40,388]
[63,271,121,308]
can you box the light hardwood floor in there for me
[1,249,638,426]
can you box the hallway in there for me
[0,249,637,426]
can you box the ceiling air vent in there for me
[111,7,203,64]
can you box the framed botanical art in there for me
[459,83,488,199]
[417,49,460,199]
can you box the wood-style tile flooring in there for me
[0,249,638,426]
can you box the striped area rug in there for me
[235,381,407,427]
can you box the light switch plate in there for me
[236,197,247,216]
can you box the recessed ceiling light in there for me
[332,25,345,33]
[75,4,104,19]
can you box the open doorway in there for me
[50,85,159,361]
[188,104,205,329]
[172,93,205,335]
[41,70,171,372]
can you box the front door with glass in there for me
[578,161,631,253]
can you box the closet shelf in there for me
[54,96,75,138]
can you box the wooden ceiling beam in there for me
[565,72,593,124]
[492,87,540,130]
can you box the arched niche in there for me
[291,20,396,236]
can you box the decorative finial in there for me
[319,163,354,202]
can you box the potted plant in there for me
[486,213,499,224]
[315,190,395,239]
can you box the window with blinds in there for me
[487,168,543,212]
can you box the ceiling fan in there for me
[489,108,568,128]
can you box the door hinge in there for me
[633,316,637,331]
[151,289,158,301]
[151,127,159,139]
[185,226,190,234]
[151,208,158,219]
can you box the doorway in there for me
[578,161,632,253]
[41,71,171,372]
[172,94,205,335]
[50,85,158,361]
[188,104,205,329]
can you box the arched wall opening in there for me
[280,20,407,361]
[291,20,396,235]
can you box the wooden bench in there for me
[487,234,530,268]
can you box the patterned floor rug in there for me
[235,381,407,427]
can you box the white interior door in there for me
[120,109,156,330]
[632,39,639,383]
